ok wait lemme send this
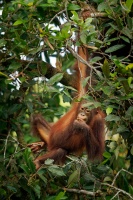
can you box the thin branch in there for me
[18,60,78,89]
[4,131,10,164]
[110,191,120,200]
[48,9,66,26]
[112,168,133,186]
[63,188,96,197]
[67,46,97,73]
[102,183,133,199]
[90,12,107,17]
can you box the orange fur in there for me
[30,46,105,169]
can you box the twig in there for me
[102,183,133,199]
[6,135,20,169]
[4,131,10,164]
[2,147,27,163]
[90,12,107,18]
[112,168,133,186]
[68,46,97,73]
[110,191,120,200]
[63,188,96,196]
[48,9,66,26]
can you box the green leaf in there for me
[125,106,133,119]
[93,102,101,108]
[38,3,55,8]
[117,125,129,133]
[23,148,35,173]
[40,62,47,75]
[126,63,133,70]
[45,85,59,93]
[47,0,55,3]
[128,77,133,86]
[90,56,102,63]
[96,70,104,80]
[102,59,110,78]
[114,146,120,159]
[7,186,17,193]
[113,59,125,68]
[27,2,34,6]
[97,165,110,174]
[103,151,111,159]
[28,46,42,54]
[55,191,66,200]
[8,104,22,114]
[65,86,77,92]
[67,3,80,10]
[63,90,72,99]
[122,27,132,39]
[83,172,96,182]
[0,72,8,77]
[108,142,116,150]
[126,0,133,11]
[0,188,6,198]
[37,170,47,183]
[127,16,133,29]
[131,146,133,155]
[121,79,130,94]
[27,158,36,173]
[105,44,125,53]
[45,158,54,165]
[71,11,80,23]
[98,2,108,12]
[48,73,63,85]
[120,36,130,43]
[32,182,41,199]
[0,39,7,47]
[103,176,112,182]
[68,169,80,187]
[19,77,27,83]
[27,102,33,113]
[129,184,133,195]
[106,107,113,115]
[9,61,21,70]
[84,17,93,28]
[80,30,87,44]
[48,165,65,177]
[105,114,120,122]
[61,23,71,39]
[82,76,90,88]
[13,19,27,26]
[20,164,31,175]
[102,86,111,96]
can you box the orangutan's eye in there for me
[86,109,90,113]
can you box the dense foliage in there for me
[0,0,133,199]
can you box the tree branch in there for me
[45,63,77,89]
[63,188,96,197]
[20,60,78,89]
[111,168,133,186]
[102,183,133,199]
